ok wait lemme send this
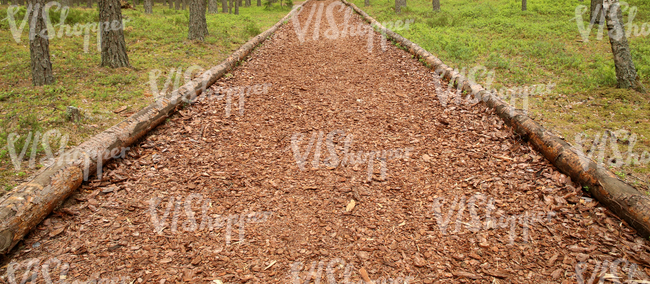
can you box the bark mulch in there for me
[2,1,650,283]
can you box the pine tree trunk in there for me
[222,0,227,12]
[237,0,241,8]
[169,0,173,9]
[395,0,405,13]
[87,0,92,8]
[29,1,55,86]
[603,0,646,93]
[175,0,179,10]
[521,0,526,11]
[245,0,249,7]
[432,0,439,11]
[234,0,238,14]
[256,0,260,7]
[591,0,604,25]
[99,0,131,68]
[144,0,153,13]
[188,0,208,40]
[208,0,218,13]
[181,0,185,9]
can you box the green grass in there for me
[351,0,650,191]
[0,2,292,193]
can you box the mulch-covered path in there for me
[2,1,650,283]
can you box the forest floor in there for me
[348,0,650,192]
[2,1,650,283]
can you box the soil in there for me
[2,1,650,283]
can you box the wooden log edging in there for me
[0,3,307,255]
[340,0,650,237]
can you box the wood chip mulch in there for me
[2,1,650,283]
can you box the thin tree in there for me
[222,0,227,12]
[87,0,92,8]
[432,0,439,11]
[395,0,405,13]
[603,0,646,93]
[29,0,55,85]
[175,0,179,10]
[144,0,153,13]
[234,0,238,14]
[522,0,526,11]
[99,0,131,68]
[591,0,604,24]
[256,0,260,6]
[208,0,218,13]
[188,0,208,40]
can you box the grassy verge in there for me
[350,0,650,191]
[0,3,292,193]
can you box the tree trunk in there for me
[522,0,526,11]
[99,0,131,68]
[208,0,218,13]
[394,0,405,13]
[188,0,208,40]
[29,1,55,86]
[234,0,238,14]
[144,0,153,13]
[432,0,439,11]
[256,0,260,7]
[222,0,227,12]
[237,0,241,8]
[175,0,179,10]
[603,0,647,93]
[87,0,93,8]
[245,0,249,7]
[591,0,604,25]
[364,0,368,6]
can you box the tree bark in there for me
[364,0,368,6]
[175,0,179,10]
[87,0,93,8]
[394,0,405,13]
[29,1,55,86]
[181,0,185,9]
[591,0,604,25]
[222,0,227,12]
[234,0,238,14]
[256,0,260,6]
[99,0,131,68]
[432,0,439,11]
[188,0,208,40]
[208,0,218,13]
[603,0,647,93]
[144,0,153,13]
[522,0,526,11]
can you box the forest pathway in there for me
[3,1,650,283]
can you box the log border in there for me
[0,3,308,255]
[340,0,650,237]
